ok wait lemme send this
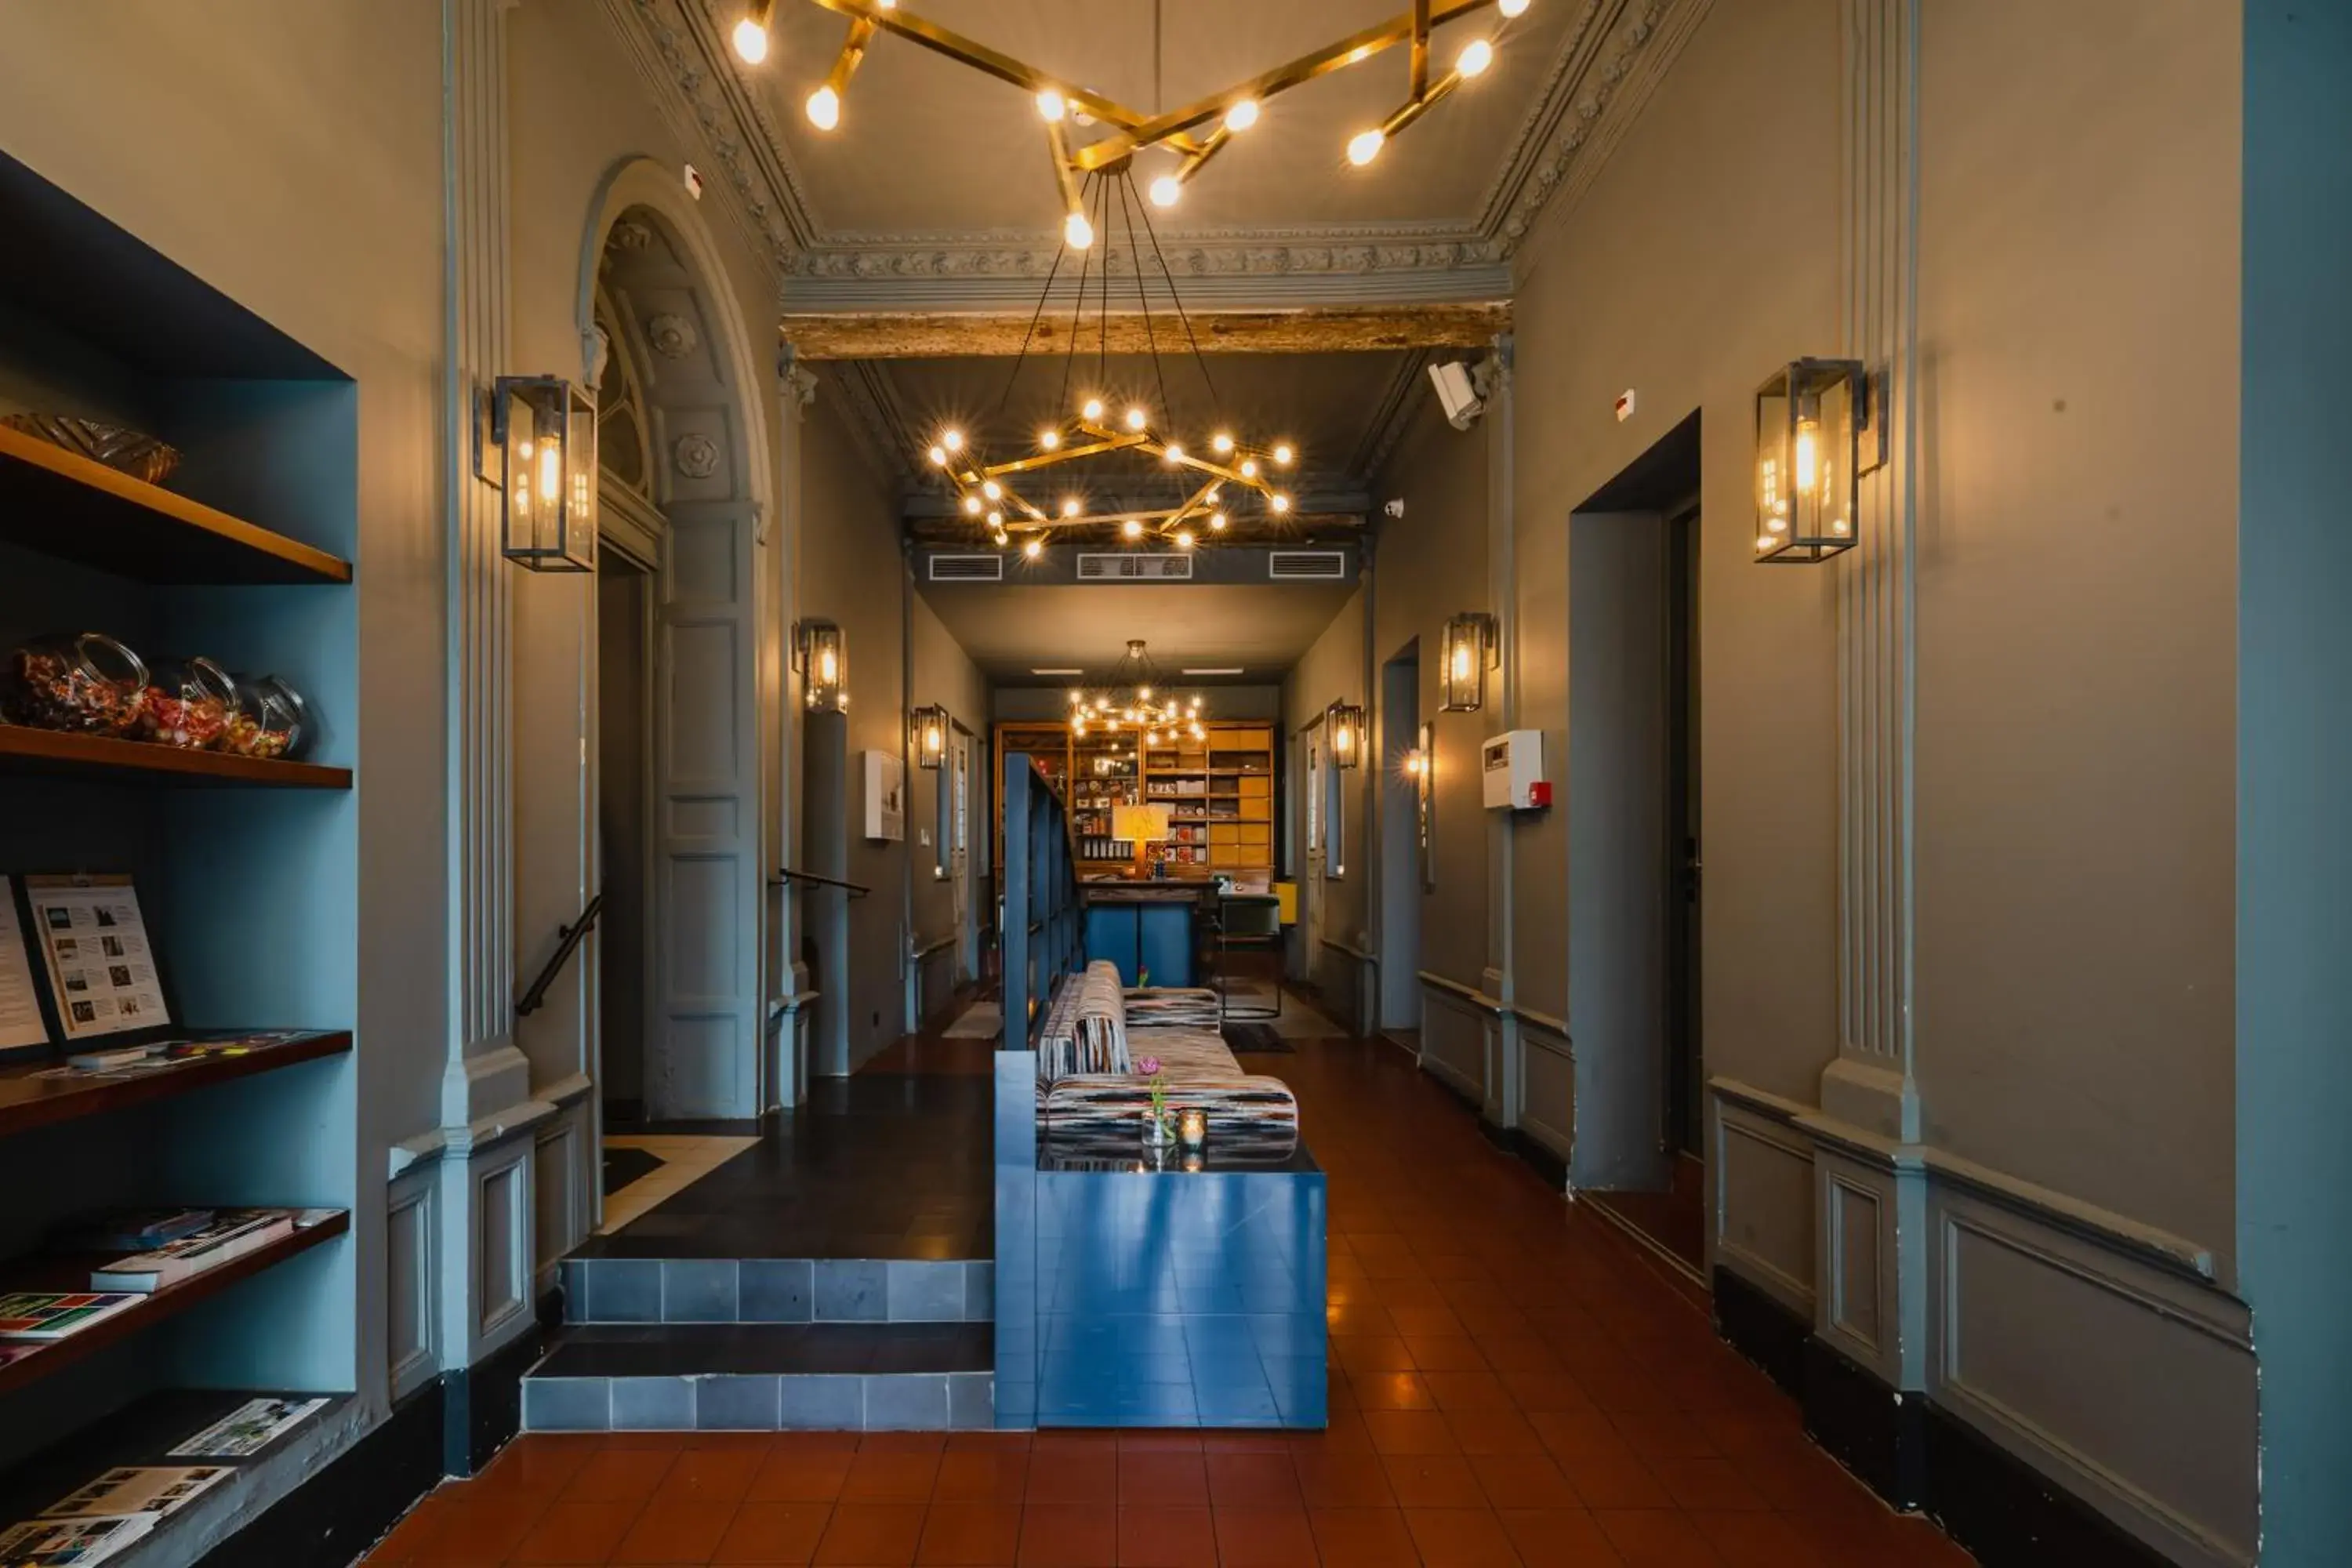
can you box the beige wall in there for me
[909,579,992,1000]
[1281,586,1367,1001]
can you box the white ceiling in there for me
[747,0,1585,237]
[920,580,1358,684]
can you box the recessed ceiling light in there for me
[1180,667,1245,676]
[1030,667,1085,676]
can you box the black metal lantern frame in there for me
[911,702,949,769]
[1439,612,1497,713]
[1755,358,1877,564]
[482,375,597,572]
[1326,700,1366,770]
[797,619,847,713]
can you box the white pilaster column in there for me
[772,350,818,1105]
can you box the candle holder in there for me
[1177,1107,1208,1152]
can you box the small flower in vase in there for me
[1137,1055,1170,1144]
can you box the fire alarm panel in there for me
[1481,729,1550,811]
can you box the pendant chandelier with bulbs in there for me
[731,0,1534,200]
[1067,641,1207,745]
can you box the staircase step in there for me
[560,1256,992,1325]
[522,1323,994,1432]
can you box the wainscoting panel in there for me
[387,1169,437,1400]
[475,1144,533,1345]
[1519,1021,1574,1162]
[1929,1185,2258,1568]
[1811,1144,1919,1386]
[1312,942,1370,1036]
[1417,978,1488,1105]
[916,938,957,1025]
[1709,1087,1816,1314]
[1828,1174,1882,1352]
[534,1105,592,1296]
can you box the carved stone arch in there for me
[575,158,771,1122]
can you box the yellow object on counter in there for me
[1274,881,1298,924]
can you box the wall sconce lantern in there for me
[1755,358,1875,563]
[795,620,847,713]
[1439,612,1498,713]
[911,702,949,769]
[1326,701,1366,770]
[480,376,597,572]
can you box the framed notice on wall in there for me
[0,877,49,1050]
[24,875,172,1041]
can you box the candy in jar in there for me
[140,655,240,750]
[2,632,148,735]
[224,673,310,760]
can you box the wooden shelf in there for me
[0,1032,350,1141]
[0,426,352,586]
[0,1211,349,1398]
[0,727,351,789]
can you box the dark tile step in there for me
[534,1322,993,1379]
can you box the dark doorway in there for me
[597,550,653,1126]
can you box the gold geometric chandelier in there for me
[1069,641,1207,742]
[729,0,1535,210]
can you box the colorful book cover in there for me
[41,1468,228,1522]
[0,1513,156,1565]
[89,1210,292,1294]
[0,1293,140,1341]
[54,1209,216,1253]
[165,1396,327,1459]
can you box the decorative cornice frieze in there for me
[610,0,1704,300]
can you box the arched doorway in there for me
[579,169,769,1123]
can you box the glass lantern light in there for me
[911,702,949,769]
[1326,700,1366,769]
[488,375,597,572]
[797,620,847,713]
[1439,612,1497,713]
[1755,358,1867,563]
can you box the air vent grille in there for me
[1268,549,1349,580]
[1076,552,1194,581]
[927,554,1004,582]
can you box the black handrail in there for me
[516,894,602,1018]
[772,867,871,899]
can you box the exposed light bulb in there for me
[1757,534,1777,552]
[731,16,769,63]
[1125,406,1148,431]
[1164,443,1185,464]
[1069,690,1085,706]
[1499,0,1530,15]
[1082,397,1105,421]
[1023,537,1044,558]
[806,85,841,130]
[1273,442,1295,466]
[1209,512,1228,531]
[962,495,983,515]
[1457,38,1495,77]
[1191,723,1205,739]
[982,479,1002,499]
[1271,493,1292,514]
[927,445,947,466]
[1065,210,1094,249]
[1211,432,1234,454]
[942,429,964,451]
[1123,519,1143,539]
[1062,496,1083,517]
[1240,459,1259,479]
[1039,428,1061,450]
[1138,685,1152,699]
[1036,89,1066,122]
[1175,528,1195,549]
[1146,730,1160,746]
[986,510,1003,528]
[1224,98,1260,132]
[1149,174,1181,208]
[1348,129,1385,165]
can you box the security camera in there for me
[1428,359,1484,430]
[1383,498,1406,519]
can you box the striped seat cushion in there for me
[1044,1022,1298,1133]
[1035,964,1132,1082]
[1121,987,1223,1031]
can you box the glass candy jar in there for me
[139,655,239,750]
[2,632,149,735]
[224,673,310,760]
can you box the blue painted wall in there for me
[2238,3,2352,1559]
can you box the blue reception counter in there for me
[994,1051,1327,1430]
[1080,884,1203,988]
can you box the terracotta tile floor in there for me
[365,1035,1974,1565]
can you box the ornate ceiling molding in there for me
[604,0,1705,307]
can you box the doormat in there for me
[603,1145,665,1196]
[1222,1022,1295,1055]
[943,1001,1003,1040]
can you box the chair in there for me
[1210,894,1283,1022]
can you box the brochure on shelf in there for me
[0,1292,140,1341]
[53,1209,217,1254]
[165,1396,328,1459]
[0,1513,157,1566]
[90,1210,294,1294]
[41,1467,229,1521]
[0,877,46,1051]
[21,876,169,1042]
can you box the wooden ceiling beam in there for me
[782,301,1510,359]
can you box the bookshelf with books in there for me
[0,153,360,1544]
[993,717,1276,884]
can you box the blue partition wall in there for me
[993,755,1327,1431]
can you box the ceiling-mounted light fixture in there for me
[1755,358,1877,563]
[1439,611,1498,713]
[731,0,775,63]
[802,14,875,129]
